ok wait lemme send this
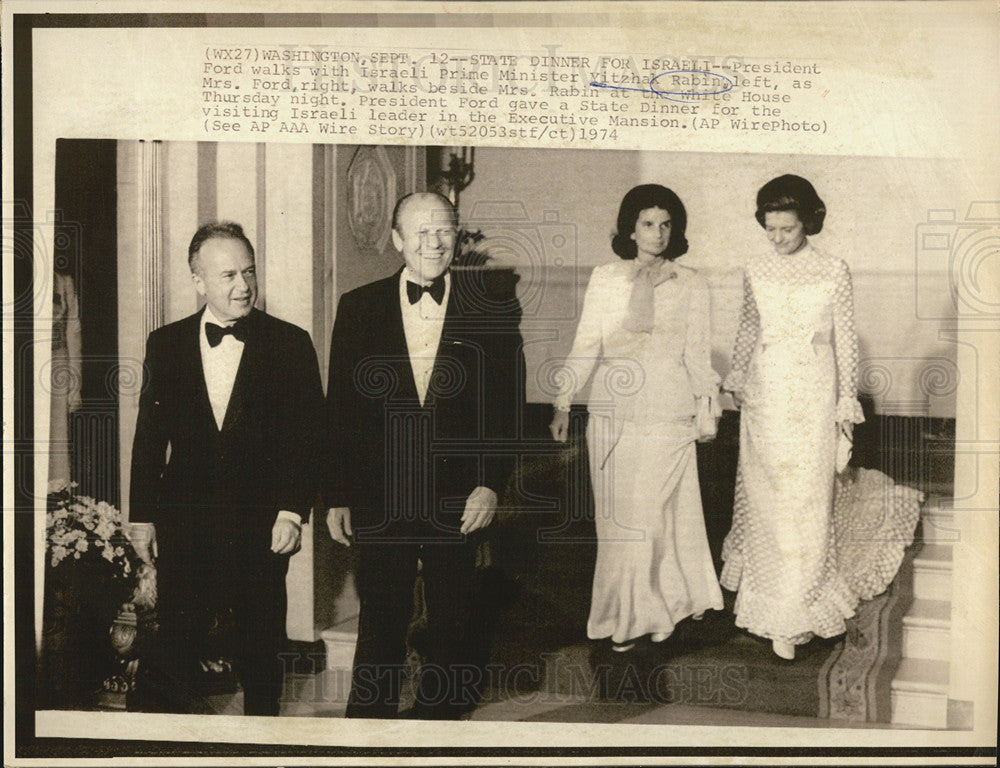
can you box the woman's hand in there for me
[730,391,744,409]
[550,409,570,442]
[836,420,855,475]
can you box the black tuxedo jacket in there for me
[130,307,324,557]
[323,268,525,538]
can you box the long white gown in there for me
[721,243,868,645]
[555,259,724,645]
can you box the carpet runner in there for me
[471,406,920,724]
[478,574,910,724]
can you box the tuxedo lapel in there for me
[425,272,471,408]
[379,270,420,403]
[220,309,263,434]
[183,308,219,434]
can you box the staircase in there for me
[890,494,957,728]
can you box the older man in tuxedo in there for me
[325,192,525,719]
[130,221,324,715]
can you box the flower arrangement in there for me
[45,482,155,615]
[42,483,160,707]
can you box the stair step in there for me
[320,615,359,671]
[892,657,949,694]
[912,544,953,601]
[890,658,950,728]
[902,598,951,628]
[890,689,949,730]
[922,494,953,513]
[919,511,958,544]
[920,495,957,544]
[902,599,951,661]
[913,543,953,567]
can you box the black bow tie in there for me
[205,319,248,347]
[406,276,446,305]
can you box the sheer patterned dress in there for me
[721,243,920,647]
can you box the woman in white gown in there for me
[722,175,869,660]
[550,184,724,652]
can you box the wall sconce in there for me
[427,146,475,207]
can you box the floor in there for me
[179,409,958,729]
[202,670,911,729]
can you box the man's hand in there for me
[549,409,570,443]
[326,507,353,547]
[460,486,497,535]
[271,517,302,555]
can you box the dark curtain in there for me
[54,139,119,506]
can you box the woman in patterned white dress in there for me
[721,175,866,660]
[550,185,724,652]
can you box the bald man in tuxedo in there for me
[130,221,324,715]
[324,192,525,719]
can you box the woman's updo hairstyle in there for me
[755,174,826,236]
[611,184,689,261]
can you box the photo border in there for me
[5,5,998,764]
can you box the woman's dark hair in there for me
[611,184,689,261]
[755,174,826,235]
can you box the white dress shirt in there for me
[200,305,245,430]
[199,306,301,528]
[399,268,450,405]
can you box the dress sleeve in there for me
[723,269,760,394]
[833,258,865,424]
[553,268,604,411]
[683,273,722,399]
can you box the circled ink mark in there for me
[590,69,734,103]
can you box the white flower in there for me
[96,501,119,521]
[48,477,70,495]
[94,519,115,541]
[46,489,132,576]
